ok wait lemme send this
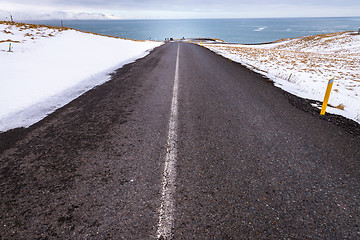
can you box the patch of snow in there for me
[0,22,163,132]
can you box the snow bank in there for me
[0,22,163,132]
[204,32,360,124]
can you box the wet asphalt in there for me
[0,42,360,239]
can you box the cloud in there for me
[1,0,360,19]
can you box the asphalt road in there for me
[1,42,360,239]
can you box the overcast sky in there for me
[1,0,360,19]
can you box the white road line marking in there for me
[157,44,180,240]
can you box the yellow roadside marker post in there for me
[320,77,335,115]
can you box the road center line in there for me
[157,44,180,240]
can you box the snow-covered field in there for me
[204,32,360,124]
[0,21,162,132]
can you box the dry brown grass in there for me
[0,21,70,32]
[330,104,345,110]
[0,39,20,43]
[272,31,357,53]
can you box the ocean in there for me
[27,17,360,44]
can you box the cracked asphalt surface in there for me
[1,42,360,239]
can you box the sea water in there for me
[27,17,360,44]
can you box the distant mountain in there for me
[0,10,113,20]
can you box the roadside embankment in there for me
[0,21,163,132]
[203,31,360,124]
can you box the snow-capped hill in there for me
[0,10,111,21]
[44,11,109,20]
[272,32,360,54]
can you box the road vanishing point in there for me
[1,42,360,239]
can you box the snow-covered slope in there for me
[204,32,360,124]
[0,21,163,132]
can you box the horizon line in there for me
[19,16,360,21]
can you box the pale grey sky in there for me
[1,0,360,19]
